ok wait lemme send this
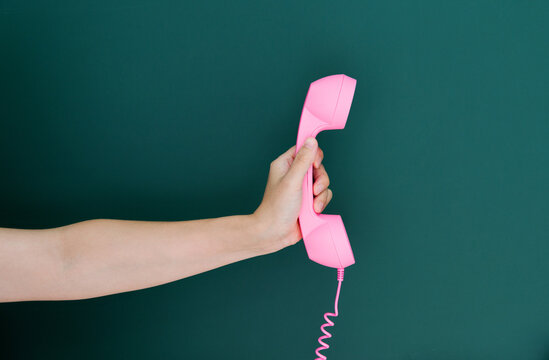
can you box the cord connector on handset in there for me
[337,268,344,282]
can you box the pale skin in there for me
[0,137,333,302]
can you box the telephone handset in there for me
[295,74,357,359]
[296,74,356,269]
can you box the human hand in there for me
[252,137,333,254]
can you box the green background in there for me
[1,0,549,359]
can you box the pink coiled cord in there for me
[314,268,345,360]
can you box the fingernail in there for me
[304,137,316,149]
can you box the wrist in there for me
[248,208,292,255]
[243,213,272,256]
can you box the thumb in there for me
[285,137,317,190]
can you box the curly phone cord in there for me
[314,268,345,360]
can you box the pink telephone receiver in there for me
[296,74,356,269]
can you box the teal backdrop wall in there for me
[1,1,549,359]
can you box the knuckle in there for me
[269,159,278,169]
[296,150,310,164]
[293,157,305,168]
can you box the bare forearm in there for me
[1,139,329,302]
[1,215,267,302]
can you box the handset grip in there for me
[295,74,356,269]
